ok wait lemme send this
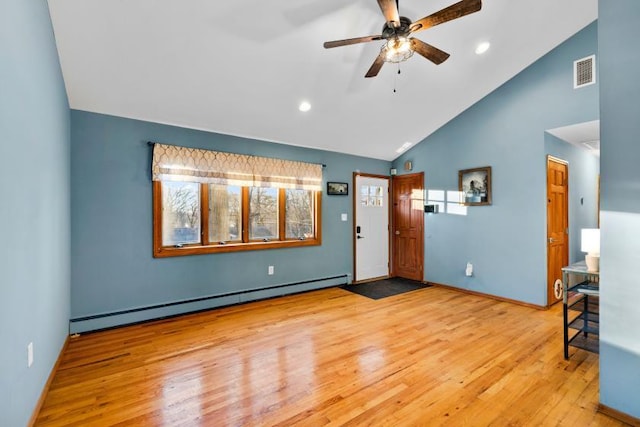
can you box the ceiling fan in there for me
[323,0,482,78]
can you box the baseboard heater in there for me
[70,274,350,334]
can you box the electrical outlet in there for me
[268,265,274,275]
[27,342,34,368]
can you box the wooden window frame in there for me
[153,181,322,257]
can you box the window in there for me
[154,183,321,256]
[151,143,323,257]
[285,189,314,239]
[162,181,201,246]
[209,184,241,243]
[360,185,384,207]
[249,187,279,240]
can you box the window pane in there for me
[209,185,242,243]
[162,181,201,246]
[249,187,278,240]
[360,185,384,207]
[286,189,313,239]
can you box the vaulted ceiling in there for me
[47,0,597,160]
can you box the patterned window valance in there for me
[151,143,323,191]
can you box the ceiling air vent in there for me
[582,140,600,151]
[574,55,596,89]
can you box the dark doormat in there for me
[340,277,432,300]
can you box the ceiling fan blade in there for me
[324,35,382,49]
[377,0,400,27]
[409,0,481,33]
[365,52,386,78]
[410,38,450,64]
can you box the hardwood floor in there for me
[36,286,625,426]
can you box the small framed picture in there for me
[459,166,492,206]
[327,182,348,195]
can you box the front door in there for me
[392,173,424,281]
[547,156,569,306]
[354,174,390,282]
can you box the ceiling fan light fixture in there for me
[382,37,414,63]
[323,0,483,77]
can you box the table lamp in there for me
[581,228,600,272]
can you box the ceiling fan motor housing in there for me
[382,16,412,39]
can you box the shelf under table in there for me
[568,332,599,354]
[568,316,599,335]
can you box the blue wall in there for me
[544,134,600,263]
[3,3,627,422]
[392,22,599,306]
[598,0,640,418]
[70,111,389,330]
[0,1,70,425]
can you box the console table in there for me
[562,261,599,359]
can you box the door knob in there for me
[357,235,364,239]
[395,231,400,235]
[548,237,556,243]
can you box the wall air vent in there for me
[574,55,596,89]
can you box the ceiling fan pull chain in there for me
[393,64,401,93]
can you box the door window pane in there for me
[162,181,201,246]
[209,185,242,243]
[286,189,313,239]
[360,185,384,207]
[249,187,278,240]
[360,185,369,206]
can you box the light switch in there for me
[341,213,348,221]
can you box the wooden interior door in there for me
[547,156,569,306]
[392,173,424,281]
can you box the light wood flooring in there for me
[35,286,625,426]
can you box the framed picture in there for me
[327,182,348,195]
[459,166,492,206]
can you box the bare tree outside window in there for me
[162,181,201,246]
[286,189,313,239]
[249,187,278,240]
[209,185,241,242]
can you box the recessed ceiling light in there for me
[396,142,412,153]
[475,42,490,55]
[299,101,311,112]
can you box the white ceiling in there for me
[547,120,600,156]
[47,0,598,161]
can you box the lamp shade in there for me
[581,228,600,254]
